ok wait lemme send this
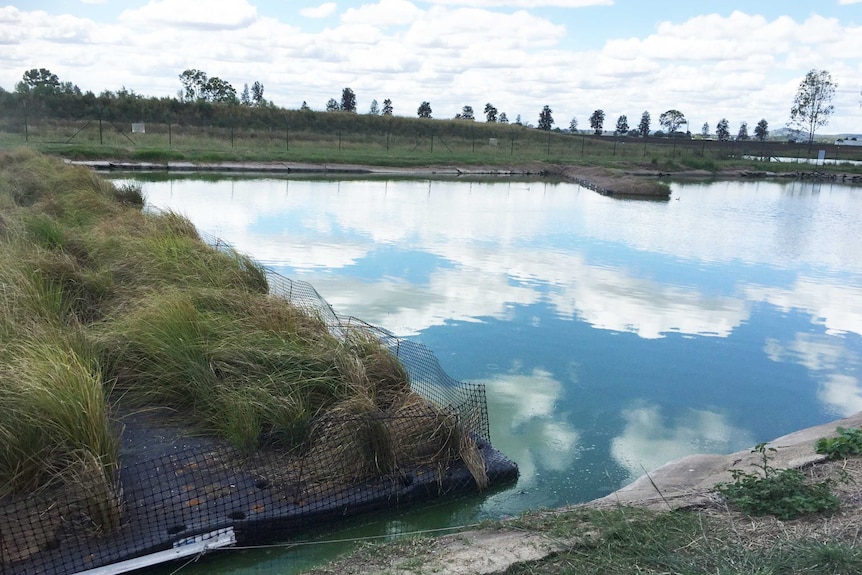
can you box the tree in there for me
[417,101,432,118]
[659,109,686,133]
[240,83,251,106]
[589,109,605,135]
[514,114,522,125]
[754,119,769,142]
[300,101,310,111]
[538,105,554,130]
[204,77,237,103]
[569,117,578,133]
[737,121,749,141]
[382,98,393,115]
[326,98,340,112]
[716,118,730,141]
[341,87,356,113]
[615,114,629,135]
[638,111,650,137]
[16,68,61,95]
[251,81,264,106]
[178,69,208,101]
[499,112,509,124]
[484,103,498,122]
[460,105,475,120]
[701,122,710,138]
[369,99,379,115]
[789,69,837,148]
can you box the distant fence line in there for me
[2,109,861,165]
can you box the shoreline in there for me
[71,159,862,199]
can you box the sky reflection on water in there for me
[130,174,862,520]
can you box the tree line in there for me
[1,67,838,147]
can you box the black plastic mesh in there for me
[1,239,516,575]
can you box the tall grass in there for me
[1,148,480,524]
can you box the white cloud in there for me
[425,0,611,6]
[818,374,862,417]
[611,403,753,483]
[341,0,423,26]
[119,0,258,30]
[301,2,339,19]
[482,369,582,484]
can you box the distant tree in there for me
[737,121,749,141]
[240,83,251,105]
[638,111,650,137]
[178,69,209,101]
[589,109,605,135]
[460,105,475,120]
[754,119,769,141]
[514,114,522,125]
[789,69,837,148]
[204,77,237,103]
[300,101,310,111]
[538,105,554,130]
[499,112,509,124]
[484,103,498,122]
[341,87,356,113]
[659,109,686,133]
[716,118,731,141]
[701,122,710,138]
[326,98,340,112]
[615,114,629,135]
[569,117,578,132]
[417,101,432,118]
[251,81,264,106]
[382,98,393,115]
[16,68,61,95]
[369,99,380,115]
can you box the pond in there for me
[114,174,862,574]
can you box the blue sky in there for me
[3,1,861,133]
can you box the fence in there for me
[3,106,861,166]
[0,244,518,575]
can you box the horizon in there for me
[2,1,862,134]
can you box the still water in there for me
[118,174,862,573]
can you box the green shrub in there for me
[716,443,839,520]
[815,427,862,460]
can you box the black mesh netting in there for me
[1,246,518,575]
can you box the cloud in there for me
[425,0,611,6]
[611,402,754,483]
[300,2,338,19]
[119,0,258,30]
[482,369,582,484]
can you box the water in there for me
[115,174,862,573]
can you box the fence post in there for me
[510,131,514,156]
[546,132,551,156]
[582,133,586,156]
[98,105,103,145]
[386,131,390,152]
[167,112,172,148]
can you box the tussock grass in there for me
[1,148,483,534]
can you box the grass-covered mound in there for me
[0,149,484,541]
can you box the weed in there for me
[716,442,839,520]
[815,426,862,460]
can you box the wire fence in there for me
[3,107,861,166]
[0,239,517,575]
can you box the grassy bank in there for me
[3,113,862,175]
[0,149,482,537]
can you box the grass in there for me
[3,114,862,174]
[1,148,483,542]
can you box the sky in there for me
[2,0,862,134]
